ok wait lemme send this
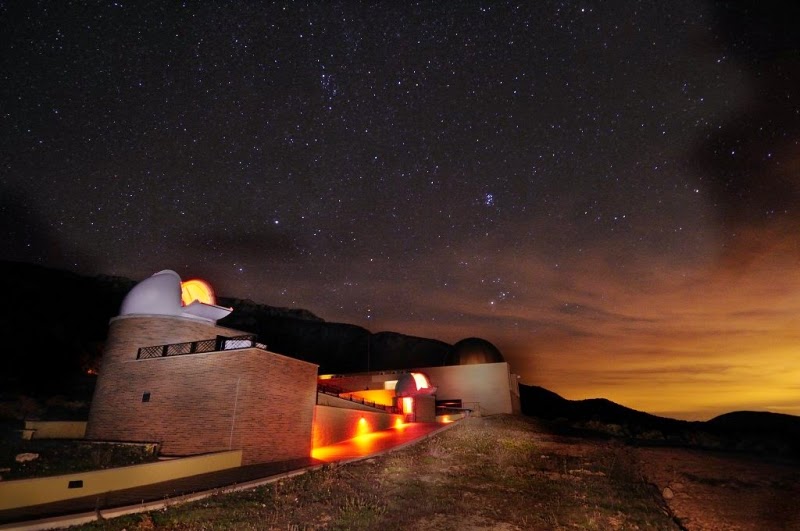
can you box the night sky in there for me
[3,1,799,420]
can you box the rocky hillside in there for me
[0,262,133,395]
[219,305,452,374]
[0,261,453,400]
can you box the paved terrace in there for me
[0,422,451,530]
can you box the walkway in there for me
[0,422,450,530]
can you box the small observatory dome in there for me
[119,270,183,317]
[446,337,505,365]
[395,372,437,397]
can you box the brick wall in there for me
[87,316,318,465]
[414,395,437,422]
[98,315,247,367]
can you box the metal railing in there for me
[317,383,346,396]
[137,334,261,360]
[317,383,399,414]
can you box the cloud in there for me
[694,2,800,256]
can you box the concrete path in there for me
[312,421,446,462]
[0,422,451,530]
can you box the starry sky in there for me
[3,1,799,420]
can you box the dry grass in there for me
[73,415,678,530]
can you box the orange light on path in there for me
[311,421,443,462]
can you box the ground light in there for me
[310,421,415,462]
[357,417,370,436]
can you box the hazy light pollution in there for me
[2,1,799,420]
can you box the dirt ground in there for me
[633,446,800,530]
[26,416,800,530]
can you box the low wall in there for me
[0,450,242,511]
[24,420,87,440]
[312,405,403,448]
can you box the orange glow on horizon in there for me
[180,279,215,306]
[396,240,800,421]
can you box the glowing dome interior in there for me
[181,278,216,306]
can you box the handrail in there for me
[317,384,399,414]
[137,335,262,360]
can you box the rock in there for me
[662,487,674,500]
[15,452,39,463]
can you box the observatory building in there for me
[86,270,318,465]
[87,270,520,465]
[318,342,520,420]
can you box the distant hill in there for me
[0,261,453,399]
[0,261,133,395]
[520,384,800,458]
[520,384,694,431]
[219,306,452,374]
[6,261,798,459]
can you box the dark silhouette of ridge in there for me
[0,261,133,395]
[0,261,454,398]
[4,260,799,460]
[520,384,694,432]
[708,411,800,444]
[520,384,800,458]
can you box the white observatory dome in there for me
[119,270,184,317]
[119,269,233,322]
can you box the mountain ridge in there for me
[0,261,454,389]
[520,384,800,458]
[2,260,798,459]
